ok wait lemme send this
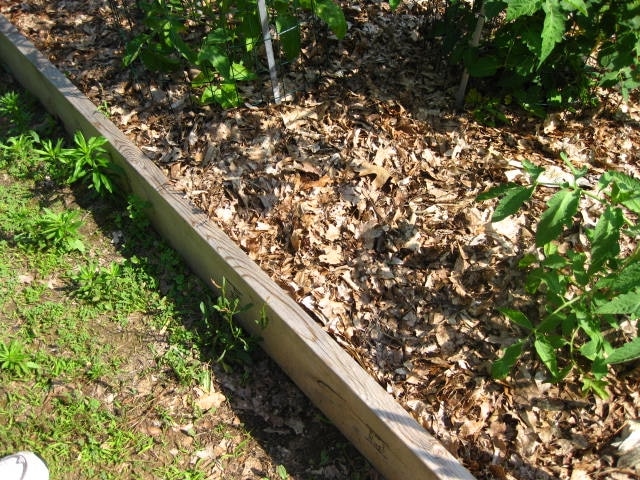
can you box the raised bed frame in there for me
[0,14,475,480]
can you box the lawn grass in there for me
[0,83,265,480]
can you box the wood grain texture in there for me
[0,14,476,480]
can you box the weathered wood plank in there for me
[0,14,476,480]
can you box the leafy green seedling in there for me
[18,208,85,253]
[0,340,39,377]
[199,278,262,372]
[0,132,39,178]
[0,91,32,137]
[276,464,290,479]
[65,131,120,195]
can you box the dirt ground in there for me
[2,0,640,478]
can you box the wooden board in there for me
[0,14,476,480]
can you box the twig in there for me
[455,3,486,110]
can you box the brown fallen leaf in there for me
[290,228,303,251]
[355,161,393,189]
[281,106,319,129]
[319,245,343,265]
[195,391,226,411]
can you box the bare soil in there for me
[3,0,640,478]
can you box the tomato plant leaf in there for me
[299,0,347,38]
[539,0,565,65]
[536,188,580,246]
[200,83,242,108]
[596,262,640,293]
[606,337,640,365]
[588,206,623,275]
[505,0,543,20]
[476,183,518,201]
[522,159,545,182]
[491,341,524,379]
[498,308,533,330]
[230,62,257,81]
[596,290,640,318]
[599,171,640,214]
[493,185,535,222]
[464,53,501,77]
[389,0,402,10]
[581,377,608,398]
[534,336,560,379]
[561,0,588,15]
[541,253,568,269]
[140,48,181,73]
[276,14,301,61]
[579,339,600,361]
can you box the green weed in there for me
[155,464,207,480]
[276,464,290,479]
[159,343,205,385]
[16,208,85,253]
[201,279,259,372]
[0,90,32,137]
[64,131,120,195]
[0,132,40,178]
[0,340,39,378]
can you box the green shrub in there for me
[122,0,346,108]
[425,0,640,113]
[478,155,640,398]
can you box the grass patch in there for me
[0,83,263,479]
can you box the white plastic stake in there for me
[257,0,282,103]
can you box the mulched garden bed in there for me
[2,1,639,478]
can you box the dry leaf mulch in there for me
[3,1,640,478]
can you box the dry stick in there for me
[454,3,486,110]
[257,0,282,104]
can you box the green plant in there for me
[425,0,640,113]
[478,155,640,397]
[33,136,66,164]
[68,261,120,303]
[0,132,40,178]
[123,0,346,108]
[0,91,32,138]
[464,88,509,126]
[68,256,161,316]
[2,129,118,192]
[160,343,204,385]
[32,136,68,181]
[276,464,290,479]
[156,465,206,480]
[0,340,39,377]
[97,100,111,117]
[18,208,85,253]
[200,279,259,372]
[65,131,119,195]
[125,194,152,228]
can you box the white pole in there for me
[257,0,282,103]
